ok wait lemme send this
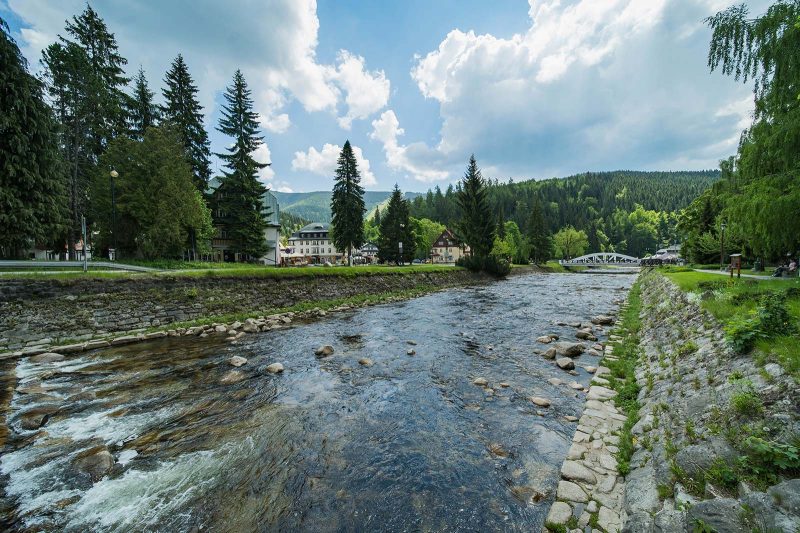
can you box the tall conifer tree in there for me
[215,70,269,260]
[162,54,211,190]
[0,18,67,258]
[129,67,159,139]
[377,185,415,264]
[330,141,366,265]
[456,155,495,258]
[526,196,553,264]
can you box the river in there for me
[0,272,632,532]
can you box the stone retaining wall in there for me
[622,272,798,532]
[0,270,486,356]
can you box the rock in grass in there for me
[315,345,334,357]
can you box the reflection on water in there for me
[0,273,632,532]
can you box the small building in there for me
[431,228,470,264]
[286,223,344,265]
[354,242,378,264]
[208,177,281,264]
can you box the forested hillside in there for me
[409,170,718,258]
[275,191,421,223]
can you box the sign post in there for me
[81,215,88,273]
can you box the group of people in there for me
[772,257,798,277]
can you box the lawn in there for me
[663,269,800,379]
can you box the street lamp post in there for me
[398,223,405,266]
[110,169,118,260]
[720,222,727,271]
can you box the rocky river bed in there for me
[0,273,632,532]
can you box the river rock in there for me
[564,415,578,422]
[229,356,248,367]
[220,370,245,384]
[315,345,334,357]
[575,330,596,340]
[265,363,284,374]
[488,443,509,457]
[407,340,417,345]
[585,366,597,374]
[557,480,588,503]
[687,498,747,533]
[498,382,510,388]
[548,377,563,386]
[73,446,115,482]
[242,322,259,333]
[556,358,575,370]
[568,380,583,390]
[358,358,374,367]
[19,405,59,430]
[473,377,489,386]
[561,460,597,484]
[536,335,553,344]
[591,315,614,325]
[407,349,416,355]
[555,342,585,357]
[214,325,227,333]
[530,396,551,407]
[542,347,557,359]
[30,352,65,363]
[546,501,572,525]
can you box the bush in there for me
[725,292,796,353]
[455,254,511,277]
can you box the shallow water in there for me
[0,273,632,532]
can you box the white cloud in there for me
[291,143,377,187]
[7,0,389,133]
[398,0,759,179]
[370,110,449,182]
[251,142,291,192]
[325,50,390,129]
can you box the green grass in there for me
[1,263,464,281]
[663,271,800,380]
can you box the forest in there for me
[409,170,719,259]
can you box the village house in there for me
[208,178,281,264]
[285,222,344,265]
[430,228,470,264]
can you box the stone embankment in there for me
[0,269,487,357]
[545,306,630,533]
[620,272,799,532]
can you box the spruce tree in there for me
[215,70,269,260]
[456,155,495,258]
[378,185,415,264]
[330,141,366,265]
[0,18,67,258]
[162,54,211,190]
[374,206,382,226]
[41,5,129,257]
[526,196,553,264]
[129,67,159,139]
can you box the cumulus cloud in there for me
[392,0,759,180]
[291,143,377,187]
[251,143,292,192]
[370,111,449,182]
[7,0,389,132]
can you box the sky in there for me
[2,0,767,193]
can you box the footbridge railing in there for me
[559,252,641,267]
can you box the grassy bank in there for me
[602,280,643,475]
[1,263,463,281]
[663,269,800,379]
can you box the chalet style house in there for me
[431,228,470,263]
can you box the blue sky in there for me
[2,0,764,193]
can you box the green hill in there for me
[274,191,422,223]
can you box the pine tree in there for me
[162,54,211,190]
[0,18,67,258]
[129,67,159,139]
[215,70,270,260]
[374,206,382,226]
[41,5,130,257]
[378,185,415,264]
[330,141,366,265]
[526,196,554,264]
[456,155,495,258]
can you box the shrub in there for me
[456,254,511,277]
[730,381,763,417]
[757,292,796,336]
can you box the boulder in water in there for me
[19,405,58,430]
[556,358,575,370]
[265,363,284,374]
[358,358,374,367]
[315,345,334,357]
[530,396,551,407]
[556,342,585,357]
[229,356,248,367]
[30,352,65,363]
[575,330,597,341]
[473,377,489,386]
[536,335,553,344]
[542,347,557,360]
[73,446,115,482]
[407,349,416,356]
[591,315,614,325]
